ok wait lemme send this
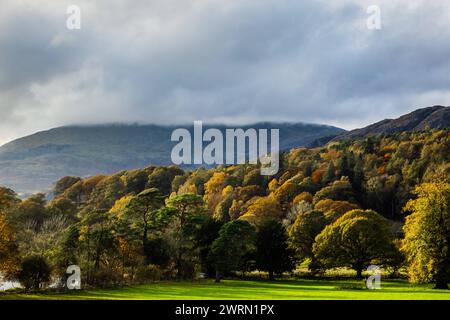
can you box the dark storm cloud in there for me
[0,0,449,144]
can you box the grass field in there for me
[1,279,450,300]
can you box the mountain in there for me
[0,123,344,194]
[333,106,450,141]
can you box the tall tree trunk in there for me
[434,272,449,289]
[434,280,449,290]
[268,270,274,281]
[356,267,363,279]
[143,224,148,251]
[215,270,220,283]
[434,262,449,289]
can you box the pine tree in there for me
[322,162,336,185]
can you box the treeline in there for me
[0,129,449,289]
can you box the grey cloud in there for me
[0,0,450,144]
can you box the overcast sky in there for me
[0,0,449,145]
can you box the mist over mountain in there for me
[2,106,448,195]
[0,122,344,194]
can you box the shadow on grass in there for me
[1,278,448,300]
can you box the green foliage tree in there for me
[289,210,327,270]
[208,220,256,282]
[18,256,51,290]
[79,210,118,285]
[47,197,78,220]
[55,225,80,281]
[256,220,295,280]
[163,193,208,279]
[2,128,449,289]
[243,168,266,187]
[17,213,71,272]
[144,237,172,267]
[337,152,350,178]
[122,188,165,254]
[13,193,48,231]
[147,166,184,196]
[351,155,364,195]
[54,176,82,197]
[194,218,224,276]
[82,175,126,214]
[122,169,149,194]
[322,162,336,185]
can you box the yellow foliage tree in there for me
[204,172,230,214]
[293,192,313,205]
[268,178,279,191]
[314,199,360,222]
[240,197,282,226]
[0,213,20,278]
[402,183,450,289]
[109,195,134,218]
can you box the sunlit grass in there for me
[1,279,449,300]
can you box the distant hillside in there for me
[0,123,344,194]
[333,106,450,141]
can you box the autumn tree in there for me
[240,196,282,226]
[313,209,398,278]
[314,199,359,222]
[271,181,298,211]
[283,200,313,229]
[213,187,234,222]
[293,192,313,205]
[402,183,450,289]
[204,172,230,214]
[0,213,20,278]
[0,187,20,212]
[0,188,21,277]
[313,177,356,204]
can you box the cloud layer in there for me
[1,0,450,144]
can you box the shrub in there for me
[135,264,164,283]
[18,256,51,290]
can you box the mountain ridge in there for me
[0,122,344,194]
[2,105,449,195]
[333,105,450,140]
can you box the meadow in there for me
[1,279,449,300]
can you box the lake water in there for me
[0,280,21,291]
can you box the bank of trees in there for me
[0,129,449,290]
